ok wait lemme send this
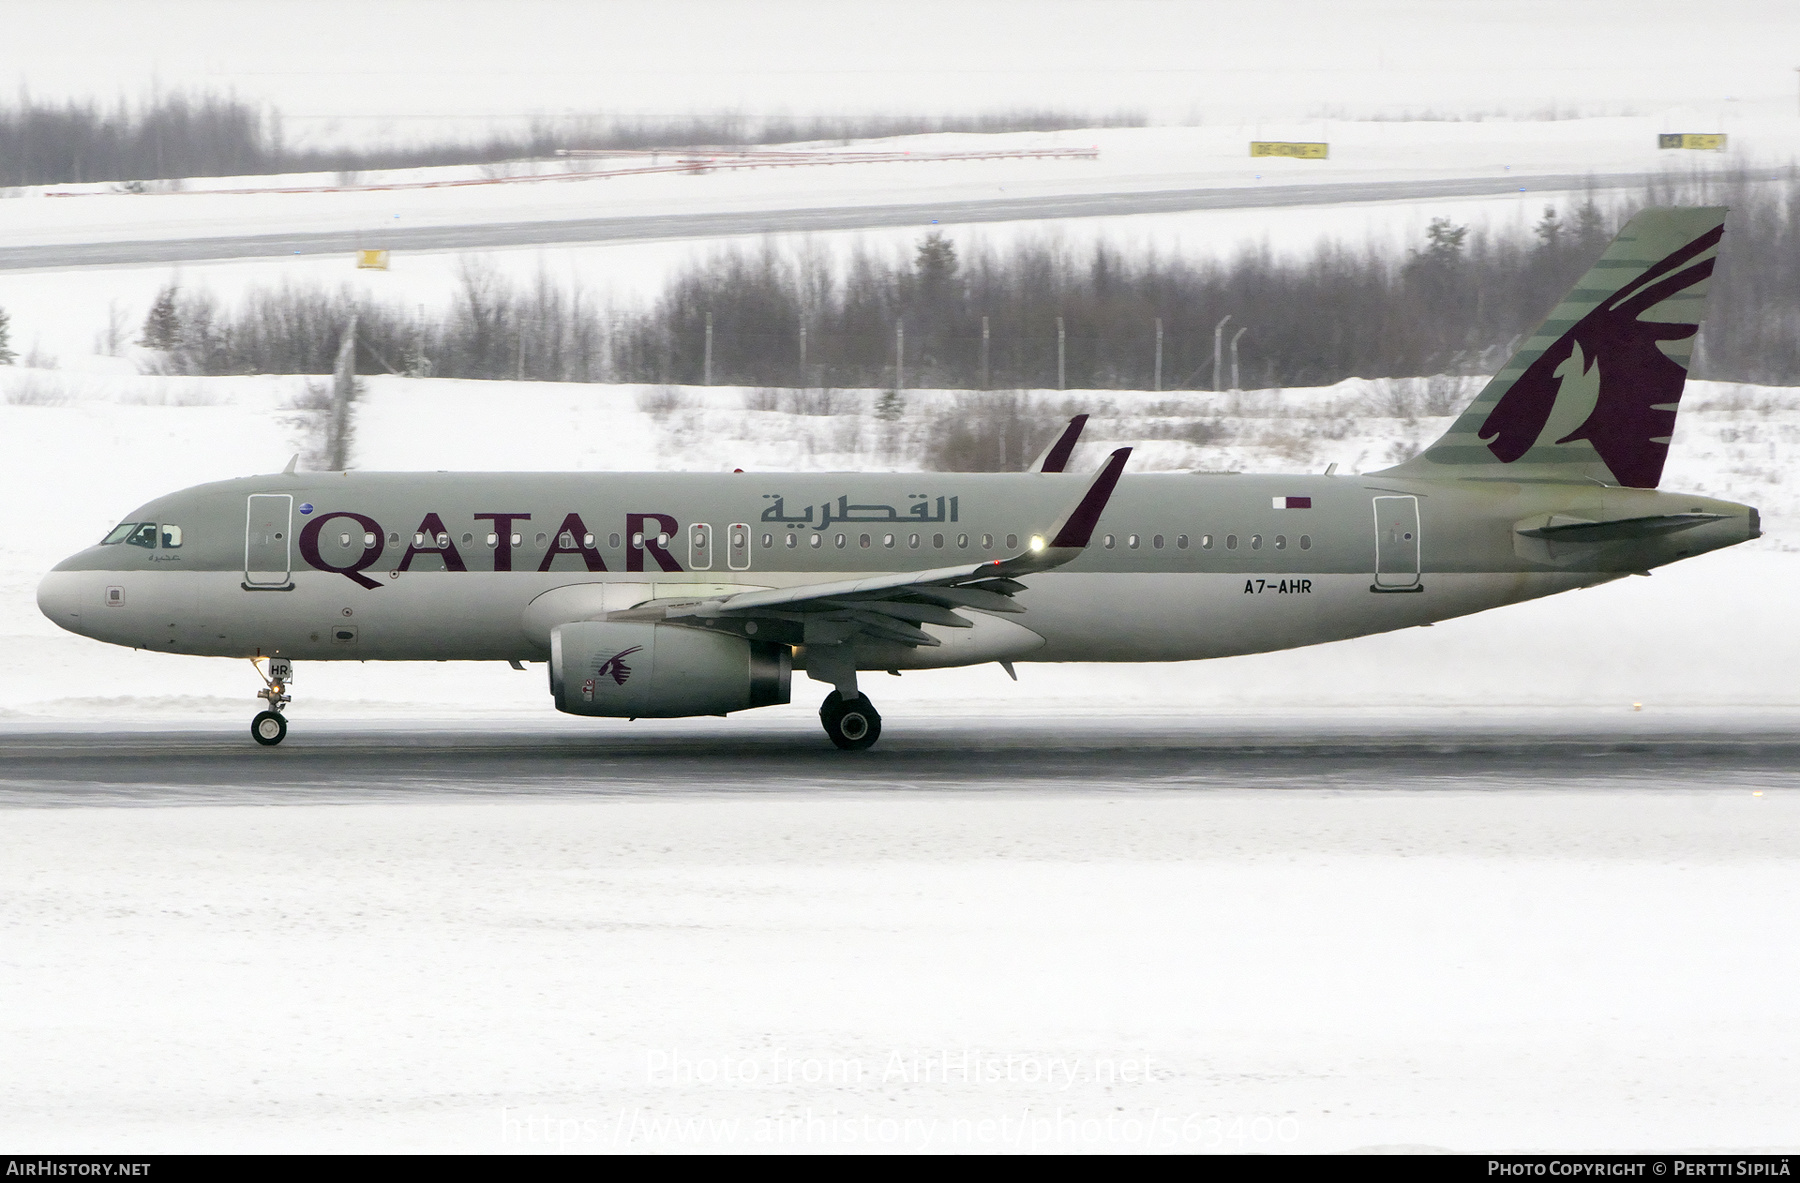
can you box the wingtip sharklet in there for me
[1031,414,1089,473]
[1048,447,1131,550]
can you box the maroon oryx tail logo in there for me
[1477,223,1722,489]
[594,645,643,686]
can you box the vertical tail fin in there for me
[1385,206,1727,488]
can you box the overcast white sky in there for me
[4,1,1798,141]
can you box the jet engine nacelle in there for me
[549,621,790,718]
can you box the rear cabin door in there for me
[245,494,293,588]
[1372,495,1421,591]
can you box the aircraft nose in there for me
[37,569,93,637]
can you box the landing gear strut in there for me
[820,691,881,751]
[251,657,291,747]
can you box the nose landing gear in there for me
[820,691,881,751]
[251,657,291,746]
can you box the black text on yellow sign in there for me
[1658,133,1727,151]
[1250,142,1329,160]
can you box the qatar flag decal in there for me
[1272,496,1312,509]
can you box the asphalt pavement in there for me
[3,713,1795,806]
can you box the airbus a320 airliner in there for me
[37,207,1757,749]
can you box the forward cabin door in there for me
[244,494,294,588]
[1372,495,1421,591]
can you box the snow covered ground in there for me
[1,782,1794,1153]
[1,114,1787,367]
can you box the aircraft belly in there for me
[1018,571,1611,662]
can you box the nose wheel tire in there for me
[251,710,288,747]
[820,692,881,751]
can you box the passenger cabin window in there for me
[1201,534,1213,549]
[101,523,138,546]
[1152,534,1164,549]
[1300,535,1312,550]
[1275,535,1286,550]
[785,534,797,549]
[160,524,183,548]
[1225,535,1238,549]
[1177,535,1189,549]
[1103,534,1115,549]
[125,523,158,549]
[981,533,993,549]
[1250,534,1262,550]
[1005,534,1017,549]
[1127,534,1140,549]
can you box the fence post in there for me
[1213,315,1232,393]
[799,322,807,387]
[1056,316,1066,391]
[1230,326,1247,391]
[980,316,990,389]
[1154,317,1163,392]
[704,311,713,386]
[896,319,905,392]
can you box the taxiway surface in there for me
[2,170,1769,271]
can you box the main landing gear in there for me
[251,657,292,747]
[820,691,881,751]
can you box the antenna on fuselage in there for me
[282,454,299,476]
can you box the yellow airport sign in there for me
[357,249,391,270]
[1658,133,1727,151]
[1251,141,1329,159]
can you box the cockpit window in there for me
[160,524,183,548]
[125,523,159,549]
[100,523,138,545]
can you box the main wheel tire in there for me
[251,710,288,747]
[820,692,881,751]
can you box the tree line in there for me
[0,91,1143,187]
[133,169,1800,389]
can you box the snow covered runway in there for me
[2,714,1795,1153]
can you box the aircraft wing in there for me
[651,447,1130,648]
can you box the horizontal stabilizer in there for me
[1515,512,1728,542]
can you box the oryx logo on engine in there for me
[594,645,643,688]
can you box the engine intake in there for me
[550,621,790,718]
